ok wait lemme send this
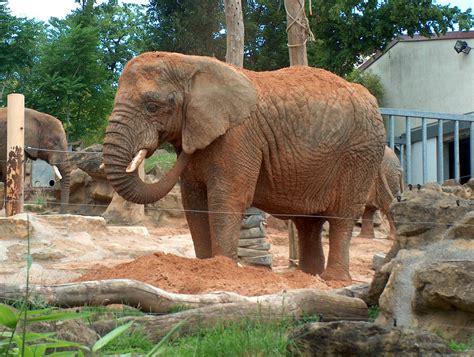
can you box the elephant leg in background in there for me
[385,211,397,240]
[321,218,355,281]
[181,180,213,259]
[294,217,326,275]
[357,206,377,239]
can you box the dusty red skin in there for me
[103,52,386,282]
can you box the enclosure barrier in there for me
[5,94,25,216]
[381,107,474,185]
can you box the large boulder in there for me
[367,185,474,340]
[287,321,452,356]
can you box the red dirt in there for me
[78,252,330,296]
[77,217,393,296]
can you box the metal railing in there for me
[380,108,474,185]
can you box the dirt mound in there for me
[78,252,332,296]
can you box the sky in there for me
[7,0,147,21]
[6,0,474,22]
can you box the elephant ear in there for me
[183,58,257,154]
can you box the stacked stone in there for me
[238,207,272,266]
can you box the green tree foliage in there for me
[243,0,289,70]
[346,68,385,104]
[145,0,226,59]
[28,10,114,141]
[307,0,474,75]
[0,1,46,105]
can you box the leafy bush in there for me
[346,69,385,105]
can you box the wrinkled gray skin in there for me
[102,52,386,281]
[0,108,71,213]
[358,146,403,240]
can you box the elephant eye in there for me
[146,102,160,113]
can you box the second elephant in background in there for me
[0,108,71,213]
[358,146,403,240]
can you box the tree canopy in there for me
[0,0,472,143]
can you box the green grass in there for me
[99,329,155,355]
[448,336,474,353]
[145,151,177,173]
[161,319,292,357]
[368,305,379,323]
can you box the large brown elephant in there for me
[358,146,403,240]
[102,52,386,281]
[0,108,71,213]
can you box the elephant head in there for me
[24,109,71,213]
[103,52,257,204]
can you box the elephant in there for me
[102,52,386,281]
[0,108,71,213]
[358,146,403,240]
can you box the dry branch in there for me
[1,279,367,338]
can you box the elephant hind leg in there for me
[181,182,213,259]
[320,218,353,282]
[294,217,326,276]
[357,206,377,239]
[384,211,397,240]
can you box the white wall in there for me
[411,138,438,184]
[365,36,474,183]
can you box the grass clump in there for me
[161,319,293,356]
[145,151,176,174]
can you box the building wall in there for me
[365,36,474,184]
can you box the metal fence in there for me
[380,108,474,185]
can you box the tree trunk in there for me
[224,0,244,67]
[284,0,314,66]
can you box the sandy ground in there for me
[76,216,393,295]
[1,210,393,295]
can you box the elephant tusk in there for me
[126,149,148,173]
[99,162,105,170]
[53,165,62,180]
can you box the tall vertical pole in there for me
[6,94,25,216]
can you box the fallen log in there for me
[0,279,367,323]
[92,289,368,343]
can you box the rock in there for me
[423,182,442,192]
[441,185,471,199]
[386,188,472,262]
[414,261,474,313]
[238,238,268,247]
[29,319,99,348]
[103,192,144,225]
[70,144,105,181]
[442,179,458,186]
[332,283,369,303]
[287,321,452,356]
[240,254,272,266]
[465,178,474,191]
[238,247,271,257]
[240,226,266,239]
[91,181,114,202]
[0,213,34,239]
[372,252,386,271]
[145,184,185,223]
[70,168,89,192]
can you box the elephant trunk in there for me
[103,124,189,204]
[58,163,71,214]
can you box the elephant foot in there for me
[299,262,325,276]
[320,267,352,282]
[356,232,375,239]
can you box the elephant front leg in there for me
[181,181,213,259]
[294,217,326,275]
[321,218,354,282]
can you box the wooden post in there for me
[224,0,245,67]
[284,0,314,66]
[288,221,298,267]
[6,94,25,216]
